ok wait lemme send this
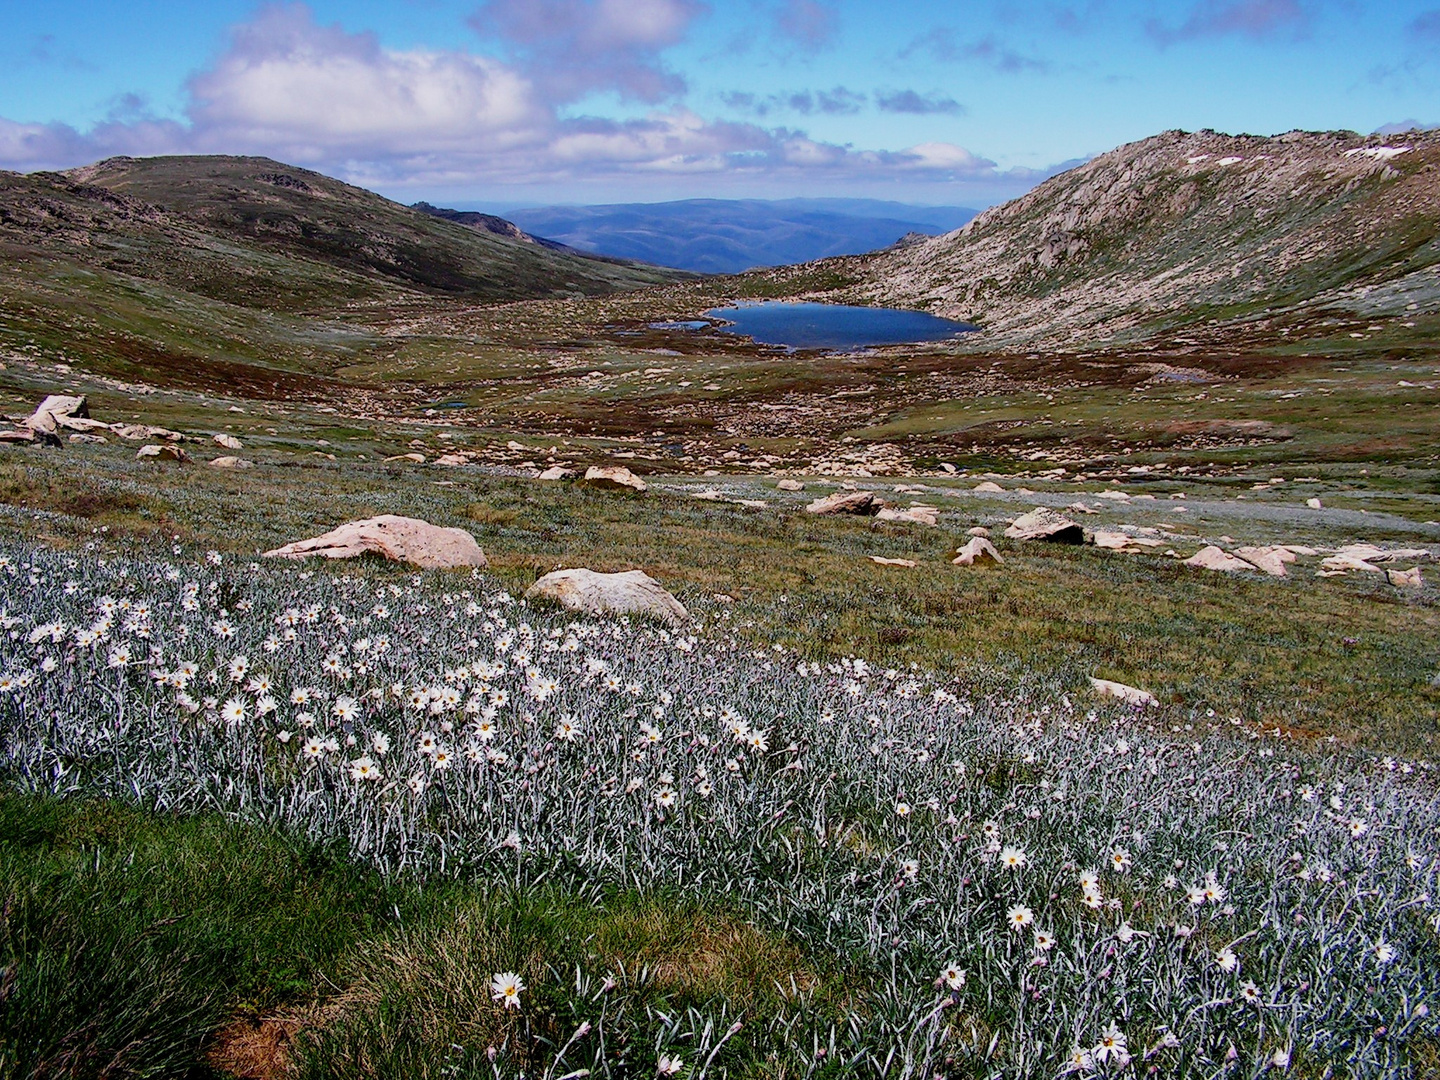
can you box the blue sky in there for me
[1,1,1436,208]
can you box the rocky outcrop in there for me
[1183,546,1253,572]
[537,466,575,481]
[582,465,647,492]
[524,568,687,625]
[876,505,939,526]
[1004,507,1083,543]
[1234,545,1295,577]
[137,444,190,462]
[952,536,1004,566]
[263,515,487,570]
[24,395,97,435]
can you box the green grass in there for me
[0,795,852,1080]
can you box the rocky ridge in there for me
[790,128,1440,348]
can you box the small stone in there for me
[1387,567,1423,588]
[209,456,254,468]
[868,555,918,567]
[972,481,1004,493]
[1090,677,1158,708]
[213,433,244,450]
[776,478,804,492]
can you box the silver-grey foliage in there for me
[0,542,1436,1078]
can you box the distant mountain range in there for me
[485,198,977,274]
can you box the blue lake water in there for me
[704,302,977,350]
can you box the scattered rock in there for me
[537,466,575,481]
[213,433,244,450]
[582,465,647,492]
[805,490,881,515]
[952,537,1004,567]
[972,481,1004,493]
[1306,497,1323,510]
[868,555,918,567]
[1093,531,1134,550]
[1387,567,1424,588]
[1320,554,1386,575]
[525,568,686,625]
[264,515,487,570]
[0,429,37,444]
[1183,546,1253,572]
[69,433,107,444]
[209,456,254,468]
[434,453,469,467]
[113,424,184,442]
[690,489,724,501]
[1097,490,1131,501]
[967,526,991,538]
[876,505,939,526]
[136,444,190,462]
[1004,507,1084,544]
[776,478,805,492]
[1090,677,1159,708]
[1334,543,1430,564]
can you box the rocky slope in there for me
[786,129,1440,348]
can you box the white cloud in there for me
[0,3,1046,202]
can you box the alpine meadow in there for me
[1,3,1439,1078]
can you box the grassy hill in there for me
[0,155,686,388]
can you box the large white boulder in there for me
[263,515,487,570]
[525,568,687,626]
[213,433,244,450]
[23,394,90,435]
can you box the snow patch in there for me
[1344,146,1411,160]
